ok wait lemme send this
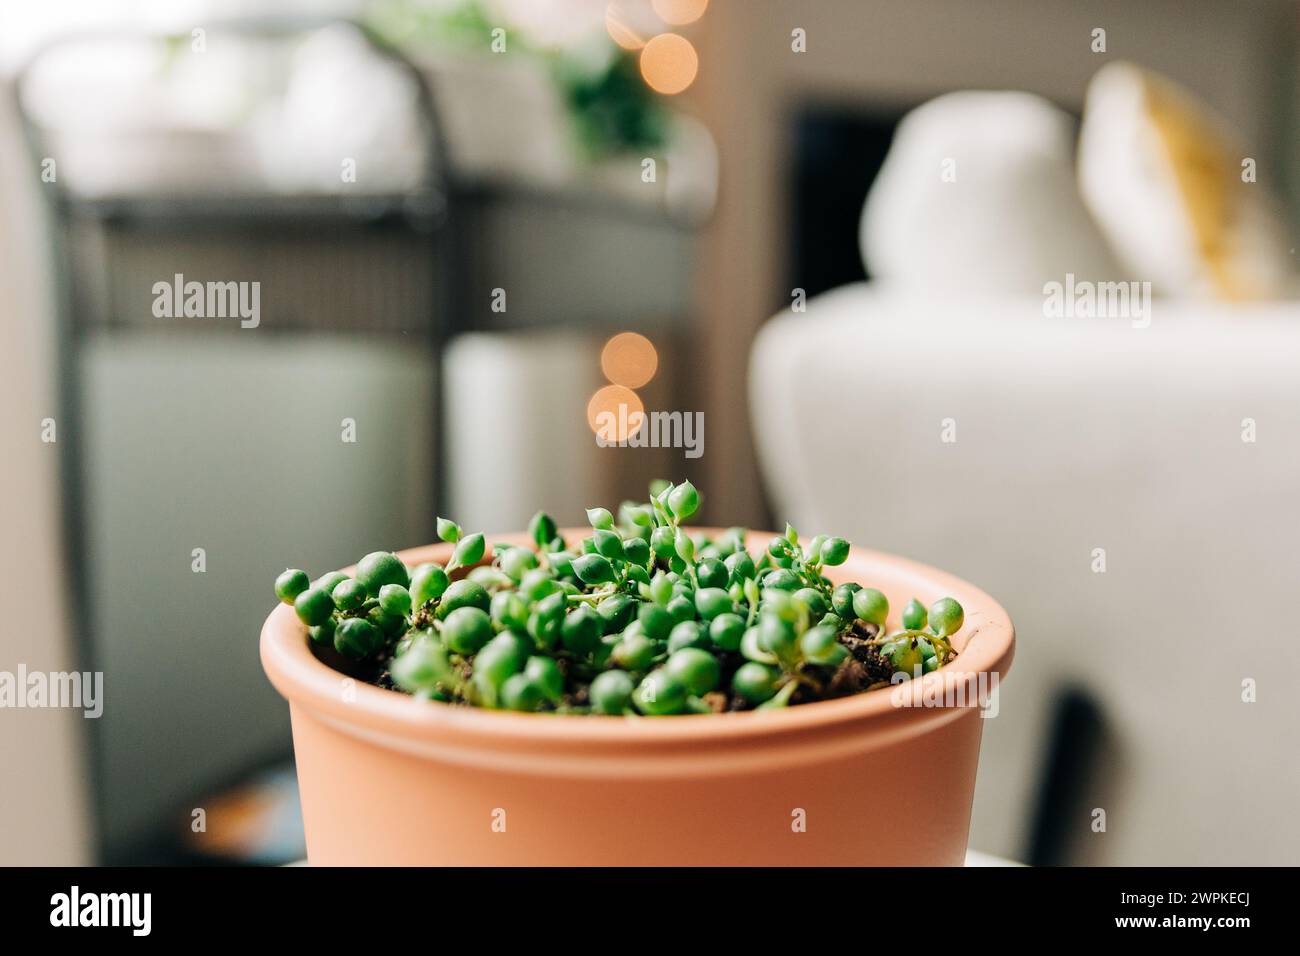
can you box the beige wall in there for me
[690,0,1297,525]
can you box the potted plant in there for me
[260,481,1014,864]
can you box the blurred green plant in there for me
[366,0,669,158]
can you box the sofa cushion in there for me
[1078,62,1290,300]
[861,91,1122,294]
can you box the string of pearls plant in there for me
[273,481,964,715]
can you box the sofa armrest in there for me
[750,284,1300,864]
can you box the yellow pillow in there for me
[1078,62,1289,300]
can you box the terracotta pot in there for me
[261,530,1014,865]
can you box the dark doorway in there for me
[788,105,905,298]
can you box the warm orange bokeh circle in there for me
[600,331,659,388]
[587,384,645,441]
[651,0,709,26]
[605,4,646,50]
[640,33,699,95]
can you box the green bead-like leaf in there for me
[732,661,781,703]
[586,507,615,531]
[622,536,651,567]
[593,528,624,560]
[525,656,565,704]
[391,638,454,692]
[884,636,924,678]
[452,532,485,568]
[726,550,756,582]
[852,587,889,628]
[674,527,695,563]
[436,517,462,543]
[274,568,310,605]
[571,553,615,585]
[929,597,965,637]
[650,571,674,606]
[902,598,928,631]
[546,551,575,578]
[528,511,557,548]
[799,625,845,665]
[820,536,850,566]
[667,480,700,522]
[656,482,675,517]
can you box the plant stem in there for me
[758,679,799,710]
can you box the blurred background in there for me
[2,0,1298,865]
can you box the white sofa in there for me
[751,284,1300,865]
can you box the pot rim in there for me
[261,529,1014,757]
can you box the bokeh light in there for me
[600,331,659,388]
[587,385,645,441]
[639,33,698,95]
[605,3,647,51]
[651,0,709,26]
